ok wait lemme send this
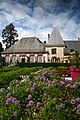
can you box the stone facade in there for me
[1,27,80,64]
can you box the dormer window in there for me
[70,49,74,52]
[51,48,56,54]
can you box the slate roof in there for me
[46,27,65,47]
[2,37,46,54]
[64,40,80,55]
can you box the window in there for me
[51,48,56,54]
[30,56,34,62]
[70,49,74,52]
[38,56,42,62]
[12,56,16,63]
[6,56,9,63]
[22,58,25,62]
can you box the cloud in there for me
[0,0,80,46]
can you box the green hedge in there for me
[17,62,71,68]
[0,66,42,87]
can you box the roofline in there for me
[46,45,65,47]
[1,51,49,54]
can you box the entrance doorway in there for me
[22,58,25,62]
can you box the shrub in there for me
[0,69,80,119]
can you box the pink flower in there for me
[30,87,35,92]
[29,100,34,107]
[26,104,29,108]
[60,103,65,108]
[70,99,76,104]
[28,95,32,100]
[13,111,18,118]
[76,109,80,115]
[33,83,37,87]
[26,88,30,92]
[77,104,80,109]
[76,97,80,102]
[36,102,41,107]
[6,97,12,105]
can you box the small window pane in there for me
[30,56,34,62]
[38,56,42,62]
[52,48,56,54]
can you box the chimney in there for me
[44,41,46,43]
[48,34,50,40]
[78,38,80,41]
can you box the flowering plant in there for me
[0,68,80,119]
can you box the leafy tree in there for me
[68,51,80,68]
[2,23,18,49]
[0,42,4,56]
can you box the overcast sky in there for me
[0,0,80,46]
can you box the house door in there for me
[22,58,25,62]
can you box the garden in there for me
[0,65,80,120]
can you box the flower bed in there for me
[0,68,80,120]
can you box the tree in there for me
[68,51,80,68]
[0,42,4,56]
[2,23,18,49]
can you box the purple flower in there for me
[15,80,19,83]
[65,83,72,88]
[36,76,40,80]
[29,100,34,107]
[76,109,80,115]
[78,82,80,86]
[6,93,12,99]
[29,81,33,85]
[52,80,56,84]
[60,81,65,85]
[73,82,79,88]
[15,100,20,105]
[38,83,41,86]
[76,97,80,102]
[77,104,80,109]
[12,98,17,103]
[60,103,65,108]
[33,83,37,87]
[26,88,30,92]
[26,104,29,108]
[70,99,76,104]
[42,71,48,76]
[30,87,35,92]
[13,111,18,118]
[36,102,41,107]
[6,97,12,105]
[56,105,60,110]
[28,95,32,100]
[40,76,43,81]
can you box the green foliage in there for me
[0,67,80,120]
[68,51,80,68]
[2,23,18,49]
[0,66,42,87]
[0,42,4,54]
[17,62,71,68]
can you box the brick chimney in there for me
[48,34,50,40]
[78,38,80,41]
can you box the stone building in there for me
[1,27,80,64]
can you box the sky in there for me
[0,0,80,47]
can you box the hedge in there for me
[17,62,71,68]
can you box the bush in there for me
[17,62,71,68]
[0,69,80,119]
[0,66,42,87]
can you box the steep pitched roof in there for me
[64,40,80,54]
[47,27,65,47]
[2,37,46,54]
